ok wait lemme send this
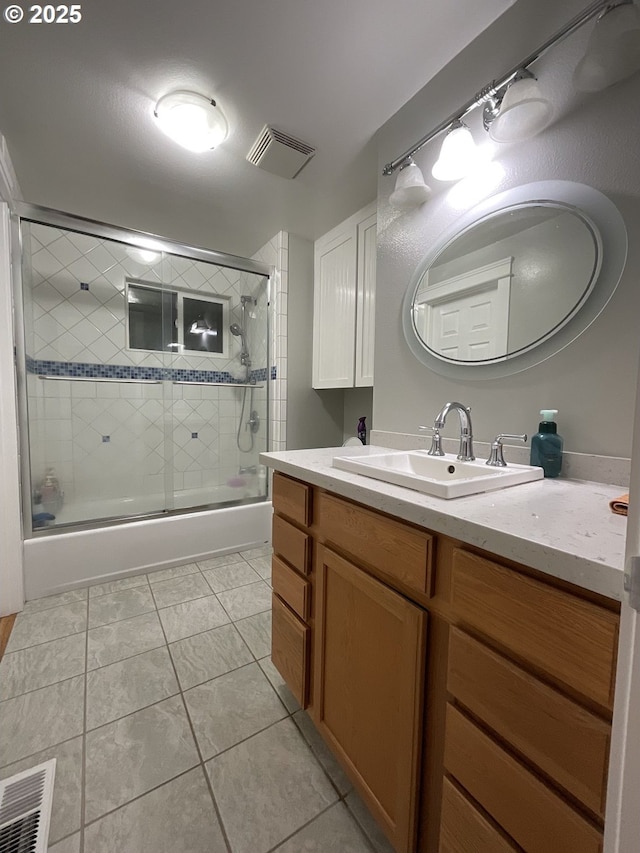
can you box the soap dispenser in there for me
[530,409,563,478]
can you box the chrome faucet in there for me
[432,401,475,461]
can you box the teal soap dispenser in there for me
[530,409,563,478]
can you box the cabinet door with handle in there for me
[313,546,427,853]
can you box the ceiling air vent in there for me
[0,759,56,853]
[247,126,315,179]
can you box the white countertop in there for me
[260,445,628,602]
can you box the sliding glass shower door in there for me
[17,209,271,532]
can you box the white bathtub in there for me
[23,499,273,600]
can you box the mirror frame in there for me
[402,180,628,379]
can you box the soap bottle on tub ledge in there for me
[530,409,563,478]
[39,467,64,514]
[358,416,367,445]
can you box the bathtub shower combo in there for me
[13,205,273,598]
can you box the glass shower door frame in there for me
[13,202,274,536]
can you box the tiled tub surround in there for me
[21,220,271,523]
[260,446,628,601]
[0,548,386,853]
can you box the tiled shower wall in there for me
[252,231,287,452]
[22,221,271,515]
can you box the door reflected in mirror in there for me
[402,181,627,379]
[413,205,598,362]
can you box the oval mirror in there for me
[402,181,627,379]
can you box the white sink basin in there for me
[332,449,543,499]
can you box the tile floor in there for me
[0,546,393,853]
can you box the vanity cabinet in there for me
[312,201,376,389]
[269,472,620,853]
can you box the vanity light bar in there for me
[382,0,630,175]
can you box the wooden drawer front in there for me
[439,777,518,853]
[451,549,618,710]
[272,473,312,527]
[272,555,310,622]
[447,628,610,817]
[317,491,433,596]
[272,593,309,708]
[272,514,311,575]
[444,704,603,853]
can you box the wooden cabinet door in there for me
[314,546,427,853]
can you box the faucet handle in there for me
[486,433,527,467]
[418,425,445,457]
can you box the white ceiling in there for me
[0,0,515,257]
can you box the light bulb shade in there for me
[431,123,479,181]
[154,91,228,152]
[488,75,553,143]
[573,3,640,92]
[389,162,431,210]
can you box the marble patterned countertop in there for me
[260,445,628,602]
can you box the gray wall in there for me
[286,234,344,449]
[343,387,374,444]
[374,0,640,457]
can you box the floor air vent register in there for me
[0,760,56,853]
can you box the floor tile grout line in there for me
[79,598,89,853]
[81,765,200,834]
[0,731,85,775]
[0,670,86,708]
[147,580,234,853]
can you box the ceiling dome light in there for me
[431,120,480,182]
[389,158,432,210]
[154,91,229,153]
[488,70,553,143]
[574,2,640,92]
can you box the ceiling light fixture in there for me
[382,0,635,183]
[431,120,480,182]
[574,1,640,92]
[389,158,431,210]
[154,91,228,153]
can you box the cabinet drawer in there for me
[450,549,618,710]
[273,514,311,575]
[439,777,518,853]
[272,593,309,709]
[447,628,610,817]
[444,704,603,853]
[272,555,310,622]
[317,492,433,596]
[272,473,312,527]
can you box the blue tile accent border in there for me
[26,358,275,385]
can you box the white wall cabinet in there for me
[312,202,376,389]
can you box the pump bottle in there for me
[530,409,563,478]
